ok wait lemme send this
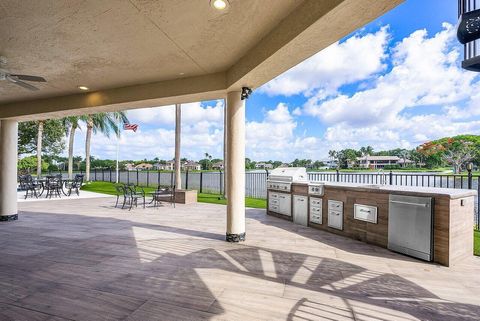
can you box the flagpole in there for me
[116,113,120,184]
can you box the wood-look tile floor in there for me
[0,198,479,320]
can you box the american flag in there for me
[123,121,138,132]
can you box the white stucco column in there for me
[175,103,182,190]
[226,91,245,242]
[0,120,18,221]
[223,97,228,199]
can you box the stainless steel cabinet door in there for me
[388,194,433,261]
[293,195,308,226]
[278,193,291,216]
[328,210,343,230]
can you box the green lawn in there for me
[197,193,266,209]
[81,182,266,209]
[475,230,480,256]
[81,181,156,195]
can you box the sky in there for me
[70,0,480,162]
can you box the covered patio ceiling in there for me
[0,0,403,120]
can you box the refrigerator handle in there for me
[390,200,428,207]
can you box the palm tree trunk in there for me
[175,104,182,190]
[68,124,77,179]
[36,120,44,177]
[85,119,93,182]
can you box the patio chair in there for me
[152,184,176,208]
[18,175,28,191]
[114,184,127,208]
[125,185,145,210]
[64,174,84,196]
[24,175,43,199]
[44,176,63,198]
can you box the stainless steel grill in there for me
[267,167,308,192]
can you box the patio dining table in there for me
[33,178,74,198]
[148,189,175,208]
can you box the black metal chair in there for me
[64,174,84,196]
[18,175,28,191]
[152,184,176,208]
[45,175,63,198]
[24,175,43,199]
[114,184,127,208]
[125,185,145,210]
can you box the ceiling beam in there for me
[0,72,226,120]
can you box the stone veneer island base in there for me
[267,182,476,267]
[174,189,198,204]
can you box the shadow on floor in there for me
[246,208,421,264]
[0,210,478,320]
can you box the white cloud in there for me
[127,100,224,127]
[245,103,326,161]
[69,101,225,161]
[258,27,389,97]
[304,23,480,152]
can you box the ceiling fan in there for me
[0,56,46,91]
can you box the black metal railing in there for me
[459,0,480,63]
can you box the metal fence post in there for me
[200,172,203,193]
[157,170,160,186]
[127,170,130,185]
[219,170,222,195]
[94,168,97,181]
[136,169,139,185]
[146,170,149,187]
[185,170,189,190]
[336,169,339,182]
[389,171,393,185]
[467,163,473,189]
[102,168,105,181]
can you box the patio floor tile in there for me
[0,198,478,320]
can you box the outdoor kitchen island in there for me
[266,168,476,267]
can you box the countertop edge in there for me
[290,182,477,199]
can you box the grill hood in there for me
[268,167,308,183]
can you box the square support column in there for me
[0,120,18,221]
[225,91,245,242]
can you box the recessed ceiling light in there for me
[211,0,228,10]
[179,72,185,75]
[78,86,89,91]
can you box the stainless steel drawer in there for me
[328,210,343,230]
[269,204,279,212]
[354,204,378,223]
[310,198,322,207]
[269,192,279,199]
[310,214,322,224]
[328,200,343,212]
[270,199,279,206]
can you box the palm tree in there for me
[36,120,44,177]
[85,112,128,182]
[360,146,374,156]
[204,152,213,170]
[63,116,86,179]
